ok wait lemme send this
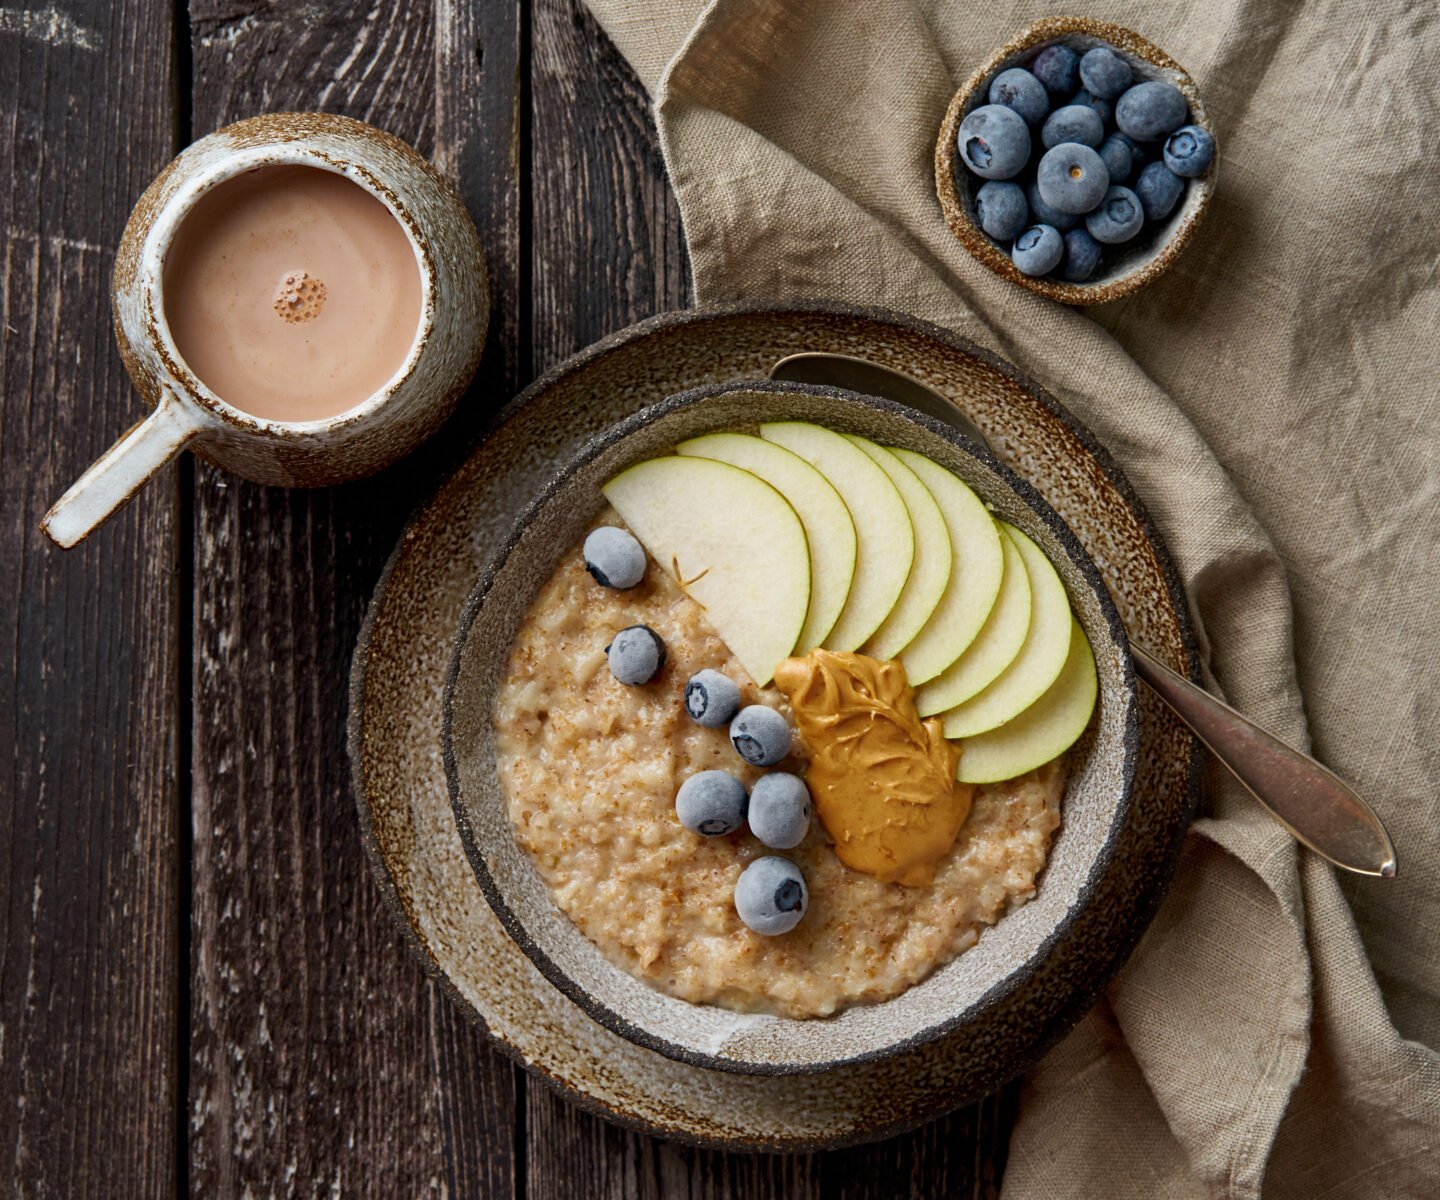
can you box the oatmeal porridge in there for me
[492,510,1066,1020]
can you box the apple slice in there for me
[955,618,1097,784]
[676,432,856,652]
[760,422,913,652]
[915,524,1031,715]
[938,523,1072,738]
[602,456,809,686]
[847,437,951,661]
[889,449,1005,684]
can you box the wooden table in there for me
[2,3,1014,1193]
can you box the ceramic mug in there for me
[42,112,489,549]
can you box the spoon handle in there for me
[1129,643,1396,877]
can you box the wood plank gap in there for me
[514,1066,529,1200]
[517,0,535,386]
[174,0,194,134]
[172,7,194,1197]
[1,0,184,1188]
[174,448,194,1200]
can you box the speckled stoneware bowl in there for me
[936,17,1217,305]
[443,379,1139,1075]
[349,303,1201,1148]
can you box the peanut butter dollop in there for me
[773,650,974,887]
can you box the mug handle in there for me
[42,388,205,548]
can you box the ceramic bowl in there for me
[443,378,1139,1075]
[935,17,1217,305]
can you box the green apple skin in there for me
[601,456,809,686]
[889,449,1005,685]
[937,523,1072,738]
[915,524,1032,716]
[955,617,1097,784]
[847,437,952,662]
[759,422,914,652]
[676,432,857,653]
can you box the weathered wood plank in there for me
[436,0,526,418]
[529,0,689,376]
[0,1,181,1195]
[817,1085,1019,1199]
[526,1100,823,1200]
[183,2,523,1195]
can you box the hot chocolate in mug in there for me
[43,112,488,548]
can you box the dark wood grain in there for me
[183,2,521,1195]
[529,0,689,376]
[0,1,181,1196]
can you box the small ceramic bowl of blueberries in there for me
[935,17,1217,304]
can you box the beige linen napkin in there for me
[578,0,1440,1194]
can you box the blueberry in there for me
[988,68,1049,127]
[582,526,646,589]
[606,625,665,685]
[1030,44,1079,97]
[1012,224,1064,275]
[1058,228,1103,282]
[1078,47,1133,100]
[1041,105,1104,150]
[1134,160,1185,221]
[675,771,747,837]
[1115,81,1188,141]
[734,856,808,936]
[1036,143,1109,214]
[1085,185,1144,244]
[683,669,741,728]
[748,773,811,850]
[729,705,791,766]
[1163,124,1215,177]
[1066,87,1113,126]
[1026,182,1080,231]
[1097,134,1133,184]
[957,104,1032,180]
[975,180,1029,241]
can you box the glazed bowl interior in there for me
[444,380,1138,1075]
[936,18,1216,305]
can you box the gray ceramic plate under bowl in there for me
[445,380,1139,1075]
[348,302,1201,1148]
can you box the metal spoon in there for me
[770,351,1396,878]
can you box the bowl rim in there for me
[935,16,1218,305]
[441,376,1141,1076]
